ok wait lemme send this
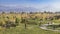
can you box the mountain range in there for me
[0,5,39,13]
[0,5,60,13]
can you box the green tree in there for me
[15,18,20,26]
[21,18,27,29]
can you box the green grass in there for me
[0,14,60,34]
[0,23,60,34]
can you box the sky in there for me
[0,0,60,11]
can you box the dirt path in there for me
[40,24,60,32]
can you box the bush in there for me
[2,20,16,28]
[21,18,25,23]
[26,20,37,25]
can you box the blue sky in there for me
[0,0,60,11]
[0,0,55,4]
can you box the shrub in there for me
[2,20,16,28]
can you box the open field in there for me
[0,13,60,34]
[1,0,60,34]
[0,23,60,34]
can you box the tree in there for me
[21,18,27,29]
[6,16,9,19]
[0,22,3,26]
[44,11,47,13]
[21,12,26,14]
[2,11,5,14]
[10,12,15,14]
[39,22,42,26]
[29,12,33,14]
[15,18,20,26]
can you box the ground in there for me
[0,13,60,34]
[0,23,60,34]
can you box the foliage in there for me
[15,18,20,26]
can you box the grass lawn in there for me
[0,23,60,34]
